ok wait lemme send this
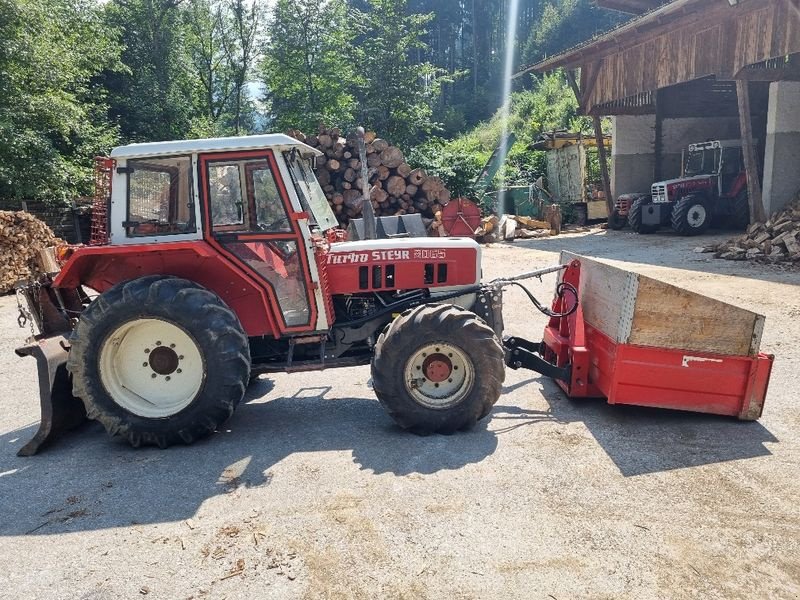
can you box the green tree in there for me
[184,0,237,135]
[261,0,359,133]
[355,0,444,147]
[218,0,263,134]
[103,0,198,141]
[0,0,121,202]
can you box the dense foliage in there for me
[0,0,120,201]
[408,72,600,196]
[0,0,624,203]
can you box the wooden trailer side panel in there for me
[560,252,765,356]
[628,276,764,356]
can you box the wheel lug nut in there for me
[416,366,421,370]
[151,373,157,379]
[448,378,453,383]
[177,368,182,374]
[156,341,161,346]
[179,355,184,360]
[165,376,171,381]
[434,383,439,388]
[144,348,150,354]
[170,343,175,348]
[142,362,148,367]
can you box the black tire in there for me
[67,275,251,448]
[609,208,625,230]
[371,304,504,434]
[628,197,657,234]
[671,194,711,236]
[731,191,750,230]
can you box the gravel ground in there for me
[0,227,798,600]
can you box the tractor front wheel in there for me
[609,208,626,230]
[371,304,504,434]
[671,194,711,235]
[67,276,251,448]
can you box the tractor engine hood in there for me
[324,237,481,296]
[654,174,715,188]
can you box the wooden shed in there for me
[520,0,800,219]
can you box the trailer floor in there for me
[1,228,798,600]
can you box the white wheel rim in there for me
[99,318,204,418]
[687,204,707,228]
[404,342,475,409]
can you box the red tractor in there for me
[13,134,774,456]
[14,134,578,454]
[619,140,750,235]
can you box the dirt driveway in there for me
[0,228,798,599]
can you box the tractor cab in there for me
[682,140,745,199]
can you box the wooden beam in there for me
[566,69,582,107]
[589,104,655,116]
[579,62,602,114]
[653,89,663,182]
[595,0,660,14]
[592,115,615,224]
[735,66,800,82]
[736,80,766,223]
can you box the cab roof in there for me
[110,134,323,159]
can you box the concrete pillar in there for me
[762,81,800,215]
[611,115,655,197]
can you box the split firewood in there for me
[0,211,65,294]
[705,193,800,262]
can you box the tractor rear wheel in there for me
[627,197,657,234]
[67,275,251,448]
[371,304,504,434]
[671,194,711,235]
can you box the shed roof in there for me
[516,0,698,76]
[517,0,800,113]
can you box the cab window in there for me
[126,156,195,236]
[207,159,291,233]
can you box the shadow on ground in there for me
[0,378,498,536]
[508,228,800,286]
[493,376,777,478]
[0,373,778,536]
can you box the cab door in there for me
[198,149,318,334]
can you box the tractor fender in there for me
[53,241,281,337]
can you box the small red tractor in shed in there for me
[618,140,750,235]
[13,134,774,456]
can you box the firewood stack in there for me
[0,211,64,294]
[287,127,451,226]
[700,194,800,262]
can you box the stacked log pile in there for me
[700,195,800,262]
[0,211,63,294]
[287,127,451,225]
